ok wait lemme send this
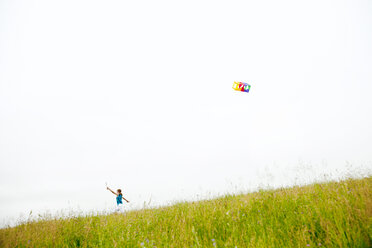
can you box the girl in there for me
[107,186,129,212]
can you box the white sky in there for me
[1,0,371,227]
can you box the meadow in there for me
[0,177,371,247]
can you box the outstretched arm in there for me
[122,195,129,203]
[106,187,118,196]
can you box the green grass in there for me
[1,177,371,247]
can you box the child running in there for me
[107,186,129,212]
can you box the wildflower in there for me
[213,242,216,247]
[306,245,310,247]
[318,243,322,246]
[140,242,144,246]
[211,239,215,242]
[146,239,149,243]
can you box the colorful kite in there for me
[232,81,251,93]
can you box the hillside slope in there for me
[1,177,371,247]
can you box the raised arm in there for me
[107,187,118,196]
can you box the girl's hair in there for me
[117,189,122,194]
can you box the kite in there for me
[232,81,251,93]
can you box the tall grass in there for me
[1,177,371,247]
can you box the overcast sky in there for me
[1,0,371,227]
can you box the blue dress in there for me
[116,194,123,205]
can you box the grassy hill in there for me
[1,177,371,247]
